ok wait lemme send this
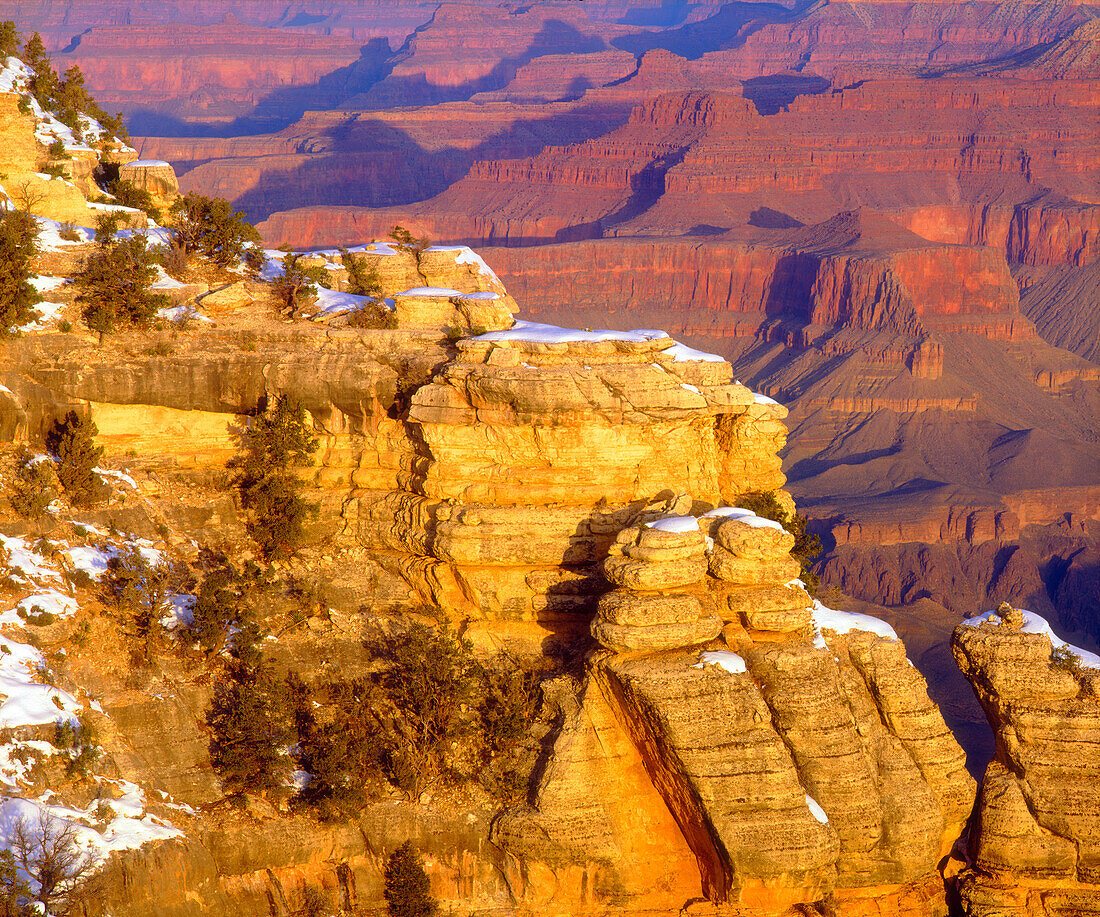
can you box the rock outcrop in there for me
[4,215,984,913]
[0,60,138,225]
[118,158,179,208]
[496,507,973,913]
[952,604,1100,915]
[360,321,787,630]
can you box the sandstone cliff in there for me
[953,604,1100,915]
[497,510,973,914]
[0,203,981,914]
[0,56,137,225]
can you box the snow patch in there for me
[806,794,829,824]
[150,265,187,290]
[427,245,502,283]
[963,608,1100,669]
[162,594,195,631]
[0,636,80,729]
[694,651,747,675]
[645,516,702,534]
[0,784,182,866]
[29,276,66,293]
[664,342,726,363]
[475,320,670,345]
[35,216,92,251]
[399,286,464,297]
[701,506,786,532]
[812,600,898,642]
[1,536,62,584]
[313,286,376,317]
[95,467,138,490]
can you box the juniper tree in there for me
[22,33,60,108]
[383,842,437,917]
[189,556,250,656]
[168,192,260,267]
[271,253,329,319]
[103,546,182,664]
[44,411,102,507]
[0,210,41,335]
[228,395,318,560]
[389,225,429,255]
[206,621,292,798]
[340,248,383,298]
[8,447,58,521]
[74,228,167,340]
[0,21,18,59]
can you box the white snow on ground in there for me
[806,795,829,824]
[811,598,898,645]
[30,276,66,293]
[663,342,726,363]
[0,527,187,863]
[0,785,182,865]
[963,608,1100,669]
[88,200,140,215]
[426,245,502,283]
[125,159,170,168]
[35,217,91,251]
[455,291,500,300]
[682,383,702,394]
[157,304,213,324]
[118,224,171,247]
[313,287,373,317]
[754,392,781,406]
[162,594,195,631]
[18,300,62,332]
[0,635,80,728]
[150,265,186,290]
[694,650,747,674]
[259,249,291,281]
[62,545,114,579]
[94,467,138,490]
[0,56,31,94]
[476,320,671,345]
[0,741,57,791]
[0,591,79,628]
[65,538,162,580]
[1,536,62,584]
[400,286,464,297]
[646,516,702,534]
[701,506,787,533]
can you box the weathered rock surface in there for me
[499,505,973,913]
[952,605,1100,915]
[118,158,180,207]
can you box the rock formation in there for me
[0,60,137,225]
[0,12,1095,915]
[495,505,973,913]
[2,179,978,913]
[362,323,786,630]
[952,604,1100,915]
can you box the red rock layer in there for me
[253,73,1098,251]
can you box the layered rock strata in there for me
[496,509,974,914]
[361,325,788,627]
[953,605,1100,915]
